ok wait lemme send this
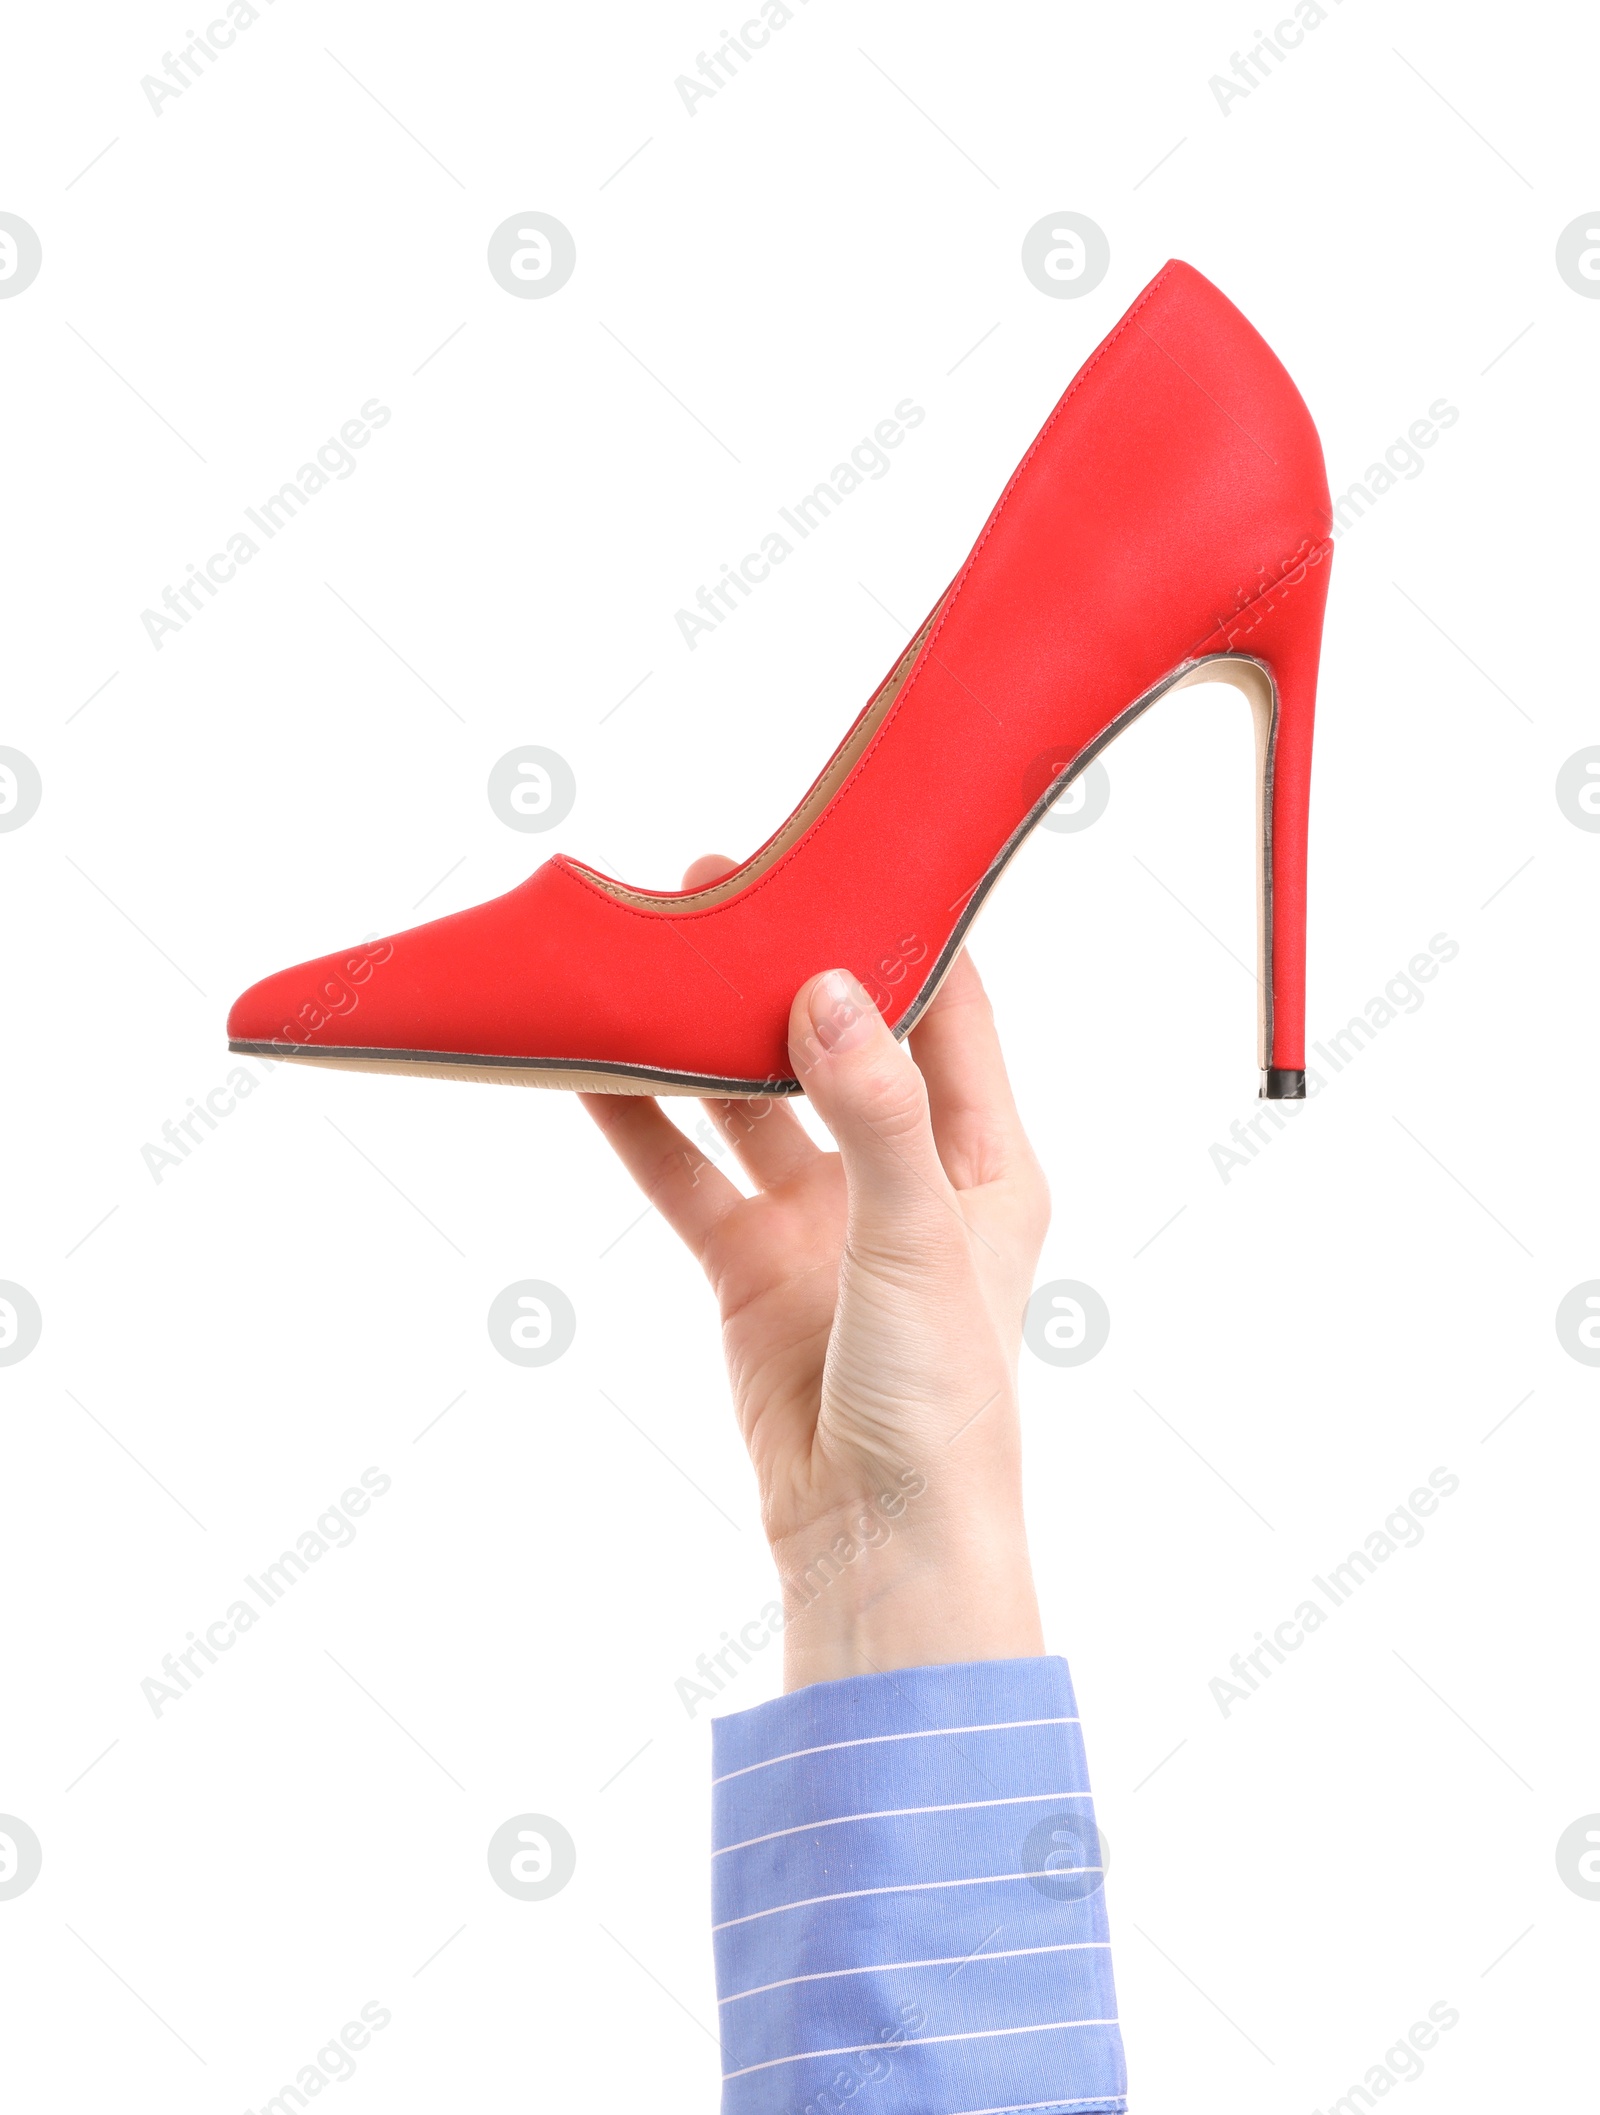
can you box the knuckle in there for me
[849,1055,932,1145]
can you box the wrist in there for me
[771,1498,1043,1689]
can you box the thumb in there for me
[789,970,954,1227]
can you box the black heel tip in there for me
[1260,1068,1306,1100]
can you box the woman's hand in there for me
[580,857,1051,1688]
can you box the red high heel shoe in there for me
[228,259,1332,1099]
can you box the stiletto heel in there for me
[1176,535,1332,1099]
[229,259,1335,1099]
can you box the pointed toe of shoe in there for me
[227,932,403,1054]
[222,859,797,1089]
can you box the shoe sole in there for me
[228,651,1279,1098]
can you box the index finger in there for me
[906,951,1034,1192]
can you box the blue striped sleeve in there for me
[710,1656,1127,2115]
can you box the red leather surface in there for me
[228,259,1332,1083]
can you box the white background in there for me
[3,1,1596,2108]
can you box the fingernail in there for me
[809,969,876,1054]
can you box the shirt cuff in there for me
[710,1656,1127,2115]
